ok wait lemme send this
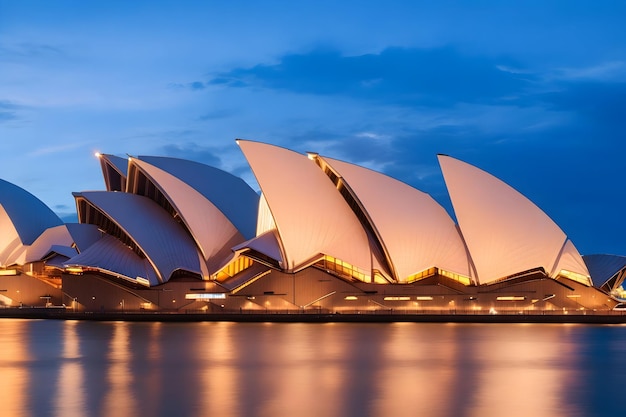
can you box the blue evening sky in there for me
[1,1,625,256]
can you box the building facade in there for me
[1,141,624,313]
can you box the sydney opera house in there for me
[1,140,626,316]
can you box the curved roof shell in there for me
[74,191,203,283]
[65,234,159,285]
[129,158,250,272]
[24,225,75,264]
[584,254,626,291]
[438,155,589,284]
[0,179,62,246]
[65,223,103,253]
[320,156,471,281]
[238,140,372,274]
[97,154,128,192]
[136,156,258,239]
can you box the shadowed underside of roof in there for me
[584,254,626,290]
[97,154,128,192]
[74,191,203,283]
[65,234,159,285]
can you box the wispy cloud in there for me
[0,42,65,59]
[0,100,19,122]
[28,141,91,157]
[208,47,531,107]
[159,142,222,167]
[553,61,626,82]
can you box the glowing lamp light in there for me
[94,152,102,158]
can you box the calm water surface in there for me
[0,319,625,417]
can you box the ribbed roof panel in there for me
[438,155,588,284]
[323,156,471,281]
[76,191,203,282]
[238,140,372,273]
[137,156,258,239]
[131,158,244,272]
[65,234,159,286]
[584,254,626,289]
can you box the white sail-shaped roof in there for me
[438,155,589,284]
[552,239,592,285]
[233,230,284,264]
[321,156,471,281]
[237,140,372,274]
[0,204,23,266]
[129,158,247,272]
[0,179,63,246]
[0,179,63,266]
[65,234,159,285]
[23,225,75,264]
[75,191,204,283]
[136,156,258,239]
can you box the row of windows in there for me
[558,269,592,286]
[316,255,369,282]
[214,256,254,282]
[405,267,437,283]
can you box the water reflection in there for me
[103,322,137,417]
[0,319,31,417]
[54,320,85,417]
[1,319,626,417]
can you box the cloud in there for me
[0,42,65,59]
[0,100,19,122]
[28,141,90,157]
[209,46,531,107]
[189,81,206,90]
[540,81,626,139]
[158,142,222,167]
[553,61,626,82]
[197,109,236,121]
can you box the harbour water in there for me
[0,319,624,417]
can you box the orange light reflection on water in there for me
[103,322,137,417]
[54,320,85,417]
[0,319,30,417]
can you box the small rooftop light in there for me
[94,152,102,158]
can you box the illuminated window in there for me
[405,267,436,283]
[438,269,472,286]
[373,272,390,284]
[558,269,591,286]
[496,296,526,301]
[214,256,254,282]
[383,296,411,301]
[315,255,370,282]
[185,293,226,300]
[404,268,471,285]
